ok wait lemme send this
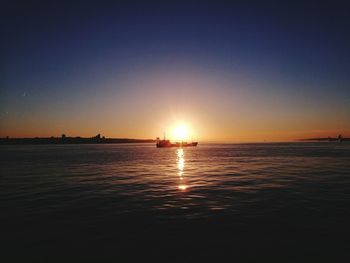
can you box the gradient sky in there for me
[1,1,350,141]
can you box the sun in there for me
[172,124,189,141]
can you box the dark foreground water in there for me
[1,143,350,262]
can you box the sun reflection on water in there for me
[178,184,187,190]
[177,148,187,191]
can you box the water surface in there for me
[1,143,350,261]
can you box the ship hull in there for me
[156,142,198,148]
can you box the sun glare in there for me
[172,124,189,141]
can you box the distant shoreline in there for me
[0,136,155,145]
[300,137,349,142]
[1,136,349,145]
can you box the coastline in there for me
[0,137,155,145]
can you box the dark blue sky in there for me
[1,1,350,140]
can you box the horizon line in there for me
[1,135,349,144]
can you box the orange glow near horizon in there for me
[1,68,349,142]
[2,115,349,143]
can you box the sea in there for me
[1,143,350,262]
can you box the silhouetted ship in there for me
[156,137,198,148]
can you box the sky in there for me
[1,0,350,142]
